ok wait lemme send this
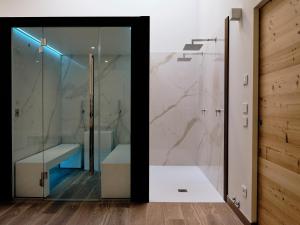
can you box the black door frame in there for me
[0,17,150,202]
[224,16,229,201]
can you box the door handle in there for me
[89,53,95,176]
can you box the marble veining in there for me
[150,52,176,76]
[163,117,200,165]
[12,27,223,197]
[150,52,201,165]
[61,54,131,146]
[150,47,224,196]
[12,31,131,166]
[150,82,198,125]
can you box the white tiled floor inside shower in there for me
[150,166,224,202]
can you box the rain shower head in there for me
[177,56,192,62]
[183,43,203,51]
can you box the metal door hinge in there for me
[41,38,47,46]
[39,46,44,54]
[39,38,47,54]
[39,171,48,187]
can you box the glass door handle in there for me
[89,53,95,176]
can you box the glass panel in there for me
[97,27,131,199]
[41,29,65,198]
[43,28,100,200]
[12,27,44,198]
[12,26,131,200]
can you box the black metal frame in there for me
[224,16,230,201]
[0,17,150,202]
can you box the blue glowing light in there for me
[14,28,87,69]
[13,28,63,56]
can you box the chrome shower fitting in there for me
[185,52,204,56]
[177,53,192,62]
[191,38,217,43]
[183,43,203,51]
[215,109,224,116]
[177,52,204,62]
[183,38,217,51]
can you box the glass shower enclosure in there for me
[12,27,131,200]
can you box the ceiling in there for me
[23,27,131,56]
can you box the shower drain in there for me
[178,189,188,193]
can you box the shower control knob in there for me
[15,108,20,118]
[201,109,207,115]
[215,109,223,116]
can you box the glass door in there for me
[12,26,131,201]
[42,27,101,200]
[12,27,46,198]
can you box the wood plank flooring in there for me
[48,169,100,200]
[0,201,243,225]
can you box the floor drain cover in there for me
[178,189,188,192]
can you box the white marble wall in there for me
[12,29,62,162]
[61,55,131,147]
[12,31,131,165]
[150,52,202,165]
[96,55,131,145]
[150,48,224,196]
[60,56,88,144]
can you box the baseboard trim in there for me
[226,196,257,225]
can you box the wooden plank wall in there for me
[258,0,300,224]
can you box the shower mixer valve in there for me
[201,109,207,115]
[215,109,224,116]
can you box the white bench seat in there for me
[101,144,130,198]
[15,144,81,197]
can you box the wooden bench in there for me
[101,144,130,198]
[15,144,81,197]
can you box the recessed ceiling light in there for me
[104,60,109,63]
[91,46,95,50]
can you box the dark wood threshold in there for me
[226,196,257,225]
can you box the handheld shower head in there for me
[177,54,192,62]
[177,52,205,62]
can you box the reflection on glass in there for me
[12,27,131,200]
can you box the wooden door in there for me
[258,0,300,224]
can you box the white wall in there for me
[150,52,202,166]
[198,0,262,222]
[0,0,200,52]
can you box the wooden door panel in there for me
[258,0,300,224]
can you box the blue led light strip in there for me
[14,28,63,56]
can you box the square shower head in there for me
[177,57,192,62]
[183,43,203,51]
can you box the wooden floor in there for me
[0,200,243,225]
[48,169,100,200]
